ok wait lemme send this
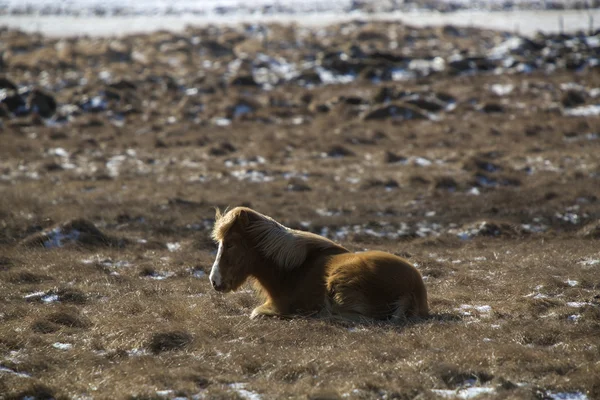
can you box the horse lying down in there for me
[209,207,428,322]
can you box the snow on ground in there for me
[0,8,598,37]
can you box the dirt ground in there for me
[0,20,599,400]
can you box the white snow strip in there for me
[0,366,31,378]
[566,302,590,308]
[52,342,73,350]
[565,105,600,117]
[546,391,588,400]
[432,387,496,399]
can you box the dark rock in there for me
[294,70,322,86]
[481,103,505,113]
[339,96,368,105]
[20,218,122,248]
[0,77,18,91]
[561,90,586,108]
[361,179,399,190]
[434,177,458,191]
[28,89,56,118]
[108,80,137,90]
[363,103,428,121]
[385,151,407,163]
[229,74,259,87]
[286,179,311,192]
[405,96,446,112]
[326,145,355,158]
[202,40,233,58]
[579,221,600,239]
[209,142,236,156]
[1,92,27,115]
[373,86,395,103]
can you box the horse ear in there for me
[238,208,260,228]
[214,207,222,221]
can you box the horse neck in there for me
[248,253,285,298]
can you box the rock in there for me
[0,88,27,115]
[373,86,396,103]
[0,77,17,91]
[405,95,446,112]
[454,220,524,240]
[481,103,505,113]
[294,70,322,86]
[326,145,355,158]
[108,80,137,90]
[363,103,428,121]
[229,74,259,87]
[28,89,57,118]
[561,90,586,108]
[579,222,600,239]
[286,179,311,192]
[385,151,407,163]
[201,40,234,58]
[21,219,123,248]
[433,176,459,191]
[362,179,399,190]
[209,141,237,156]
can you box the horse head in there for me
[209,208,258,292]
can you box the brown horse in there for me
[209,207,428,322]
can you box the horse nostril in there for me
[211,279,217,287]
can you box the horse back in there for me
[325,251,428,319]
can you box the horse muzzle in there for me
[211,279,227,292]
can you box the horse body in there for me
[209,207,428,322]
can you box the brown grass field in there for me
[1,20,599,400]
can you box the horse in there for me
[209,207,429,322]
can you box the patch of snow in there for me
[566,279,578,287]
[233,103,253,118]
[490,83,514,96]
[432,386,496,399]
[315,66,356,85]
[127,348,149,357]
[457,304,492,315]
[230,169,274,183]
[43,227,81,248]
[566,302,590,308]
[192,269,206,278]
[578,258,600,266]
[0,366,31,378]
[42,294,60,303]
[52,342,73,350]
[156,390,174,397]
[567,314,581,322]
[24,291,46,299]
[564,104,600,117]
[166,242,181,252]
[227,384,262,400]
[106,155,126,178]
[49,147,69,158]
[546,391,588,400]
[213,117,232,126]
[147,271,175,280]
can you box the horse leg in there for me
[250,302,279,319]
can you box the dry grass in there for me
[1,21,600,400]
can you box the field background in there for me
[1,1,600,399]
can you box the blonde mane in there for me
[212,207,347,269]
